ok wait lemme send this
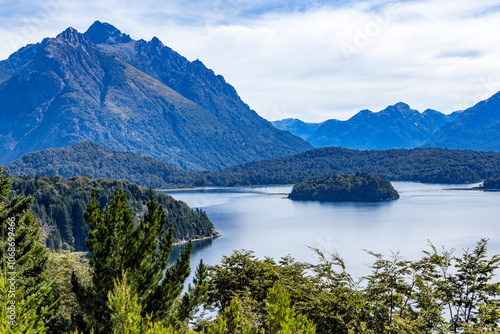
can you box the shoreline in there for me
[157,181,485,192]
[157,184,296,192]
[172,230,222,246]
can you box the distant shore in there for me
[172,230,222,246]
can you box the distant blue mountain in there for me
[274,103,460,150]
[426,91,500,151]
[271,119,323,140]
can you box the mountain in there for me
[426,92,500,151]
[271,118,323,140]
[4,141,195,189]
[0,21,312,170]
[306,103,457,149]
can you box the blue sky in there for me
[1,0,500,121]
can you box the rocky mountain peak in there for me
[394,102,410,110]
[84,20,132,45]
[0,21,312,169]
[150,36,164,47]
[381,102,416,118]
[56,27,88,46]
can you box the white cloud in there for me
[1,0,500,122]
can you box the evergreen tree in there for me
[72,189,204,333]
[0,167,62,332]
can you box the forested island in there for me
[288,173,399,202]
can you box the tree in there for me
[0,167,62,333]
[0,269,53,333]
[108,271,142,334]
[427,239,500,332]
[264,284,316,334]
[45,251,91,324]
[72,189,205,333]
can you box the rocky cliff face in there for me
[0,21,312,170]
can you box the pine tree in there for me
[72,189,203,333]
[0,167,61,332]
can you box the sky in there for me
[1,0,500,122]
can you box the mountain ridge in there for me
[0,21,312,170]
[426,91,500,151]
[273,102,462,150]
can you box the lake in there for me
[165,182,500,280]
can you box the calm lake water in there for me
[165,182,500,280]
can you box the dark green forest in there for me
[201,147,500,187]
[7,143,500,188]
[482,174,500,189]
[288,173,400,202]
[8,175,216,251]
[1,166,499,333]
[5,141,193,189]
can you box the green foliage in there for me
[202,147,500,187]
[206,297,261,334]
[0,167,63,333]
[419,167,481,184]
[2,166,499,334]
[264,284,316,334]
[288,173,399,202]
[72,189,207,333]
[0,269,51,333]
[482,174,500,190]
[107,271,196,334]
[425,239,500,332]
[205,285,315,334]
[205,242,500,334]
[4,141,193,189]
[206,251,310,312]
[46,251,91,323]
[7,175,215,251]
[7,145,500,189]
[108,271,142,334]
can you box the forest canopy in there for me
[7,175,216,251]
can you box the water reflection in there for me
[167,237,215,266]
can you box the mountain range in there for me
[0,21,312,170]
[273,95,500,151]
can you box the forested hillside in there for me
[196,147,500,187]
[482,174,500,189]
[8,175,216,251]
[5,141,194,188]
[8,144,500,188]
